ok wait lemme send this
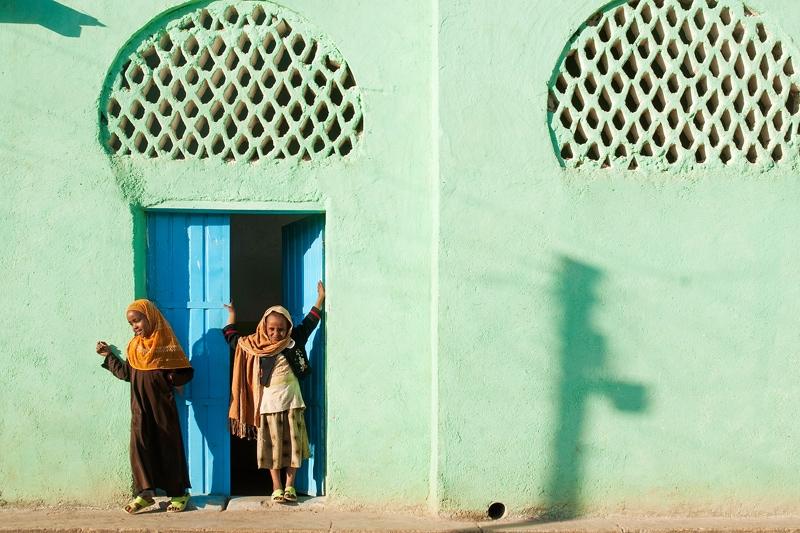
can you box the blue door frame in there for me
[146,211,325,496]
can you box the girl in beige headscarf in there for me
[223,281,325,502]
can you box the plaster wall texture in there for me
[0,0,432,506]
[434,0,800,517]
[2,0,800,518]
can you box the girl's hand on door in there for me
[315,281,325,308]
[224,303,236,325]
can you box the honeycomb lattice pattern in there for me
[548,0,800,170]
[102,1,363,162]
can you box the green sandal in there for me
[283,486,297,502]
[124,495,155,514]
[167,494,190,513]
[271,489,285,502]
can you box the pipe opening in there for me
[487,502,506,520]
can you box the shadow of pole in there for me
[0,0,104,37]
[544,256,648,520]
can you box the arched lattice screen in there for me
[548,0,800,170]
[101,1,363,162]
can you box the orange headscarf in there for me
[126,299,191,371]
[229,306,293,439]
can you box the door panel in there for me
[147,213,231,495]
[282,215,326,496]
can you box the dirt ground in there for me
[5,498,800,533]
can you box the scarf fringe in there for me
[229,418,258,440]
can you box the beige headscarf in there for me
[125,299,191,371]
[228,306,294,439]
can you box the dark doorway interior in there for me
[228,213,304,496]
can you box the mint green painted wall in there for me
[435,0,800,517]
[0,0,432,506]
[3,0,800,517]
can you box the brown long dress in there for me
[103,353,193,497]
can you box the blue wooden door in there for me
[283,216,325,496]
[147,212,231,495]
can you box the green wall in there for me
[2,0,800,518]
[434,0,800,517]
[0,0,432,506]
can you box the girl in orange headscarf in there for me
[223,281,325,503]
[96,299,194,513]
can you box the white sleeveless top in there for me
[259,341,306,414]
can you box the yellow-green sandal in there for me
[167,494,190,512]
[271,489,285,502]
[124,495,155,514]
[283,486,297,502]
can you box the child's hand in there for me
[315,281,325,308]
[96,341,112,357]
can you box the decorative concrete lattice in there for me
[548,0,800,169]
[102,1,363,162]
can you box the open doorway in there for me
[228,214,326,496]
[147,211,325,498]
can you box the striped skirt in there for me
[256,408,310,470]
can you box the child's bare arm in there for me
[222,303,242,349]
[224,303,236,326]
[292,281,325,345]
[314,281,325,309]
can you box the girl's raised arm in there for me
[292,281,326,344]
[315,281,325,309]
[224,303,236,326]
[222,303,242,349]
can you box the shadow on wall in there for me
[0,0,104,37]
[187,327,230,494]
[545,256,649,519]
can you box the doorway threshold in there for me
[226,495,328,511]
[188,494,229,512]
